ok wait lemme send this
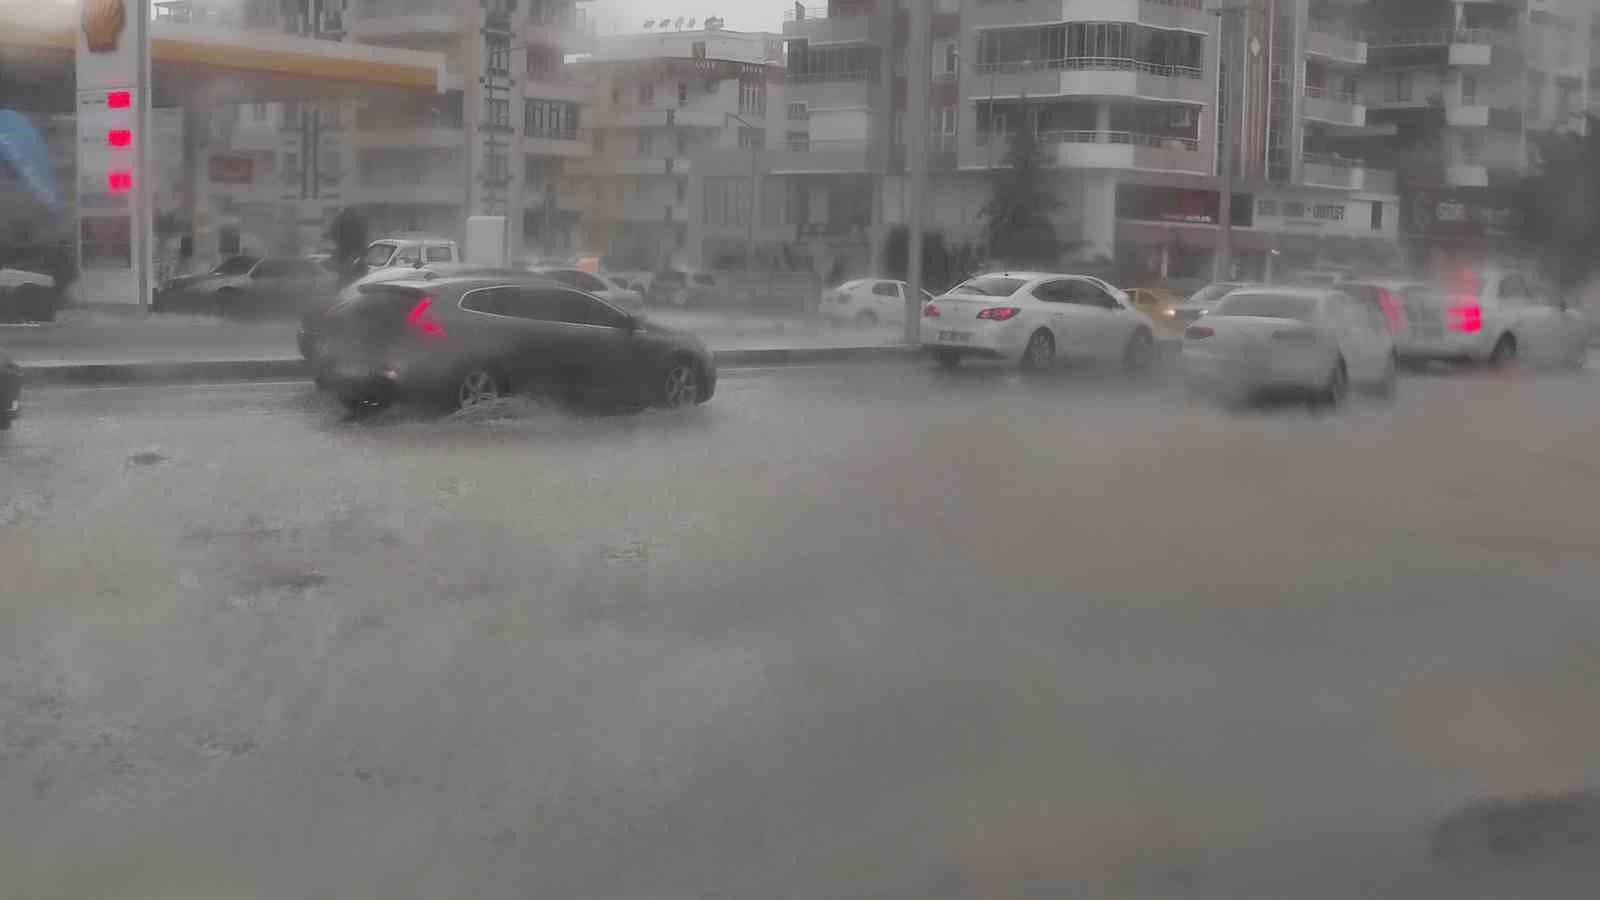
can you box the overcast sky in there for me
[586,0,794,35]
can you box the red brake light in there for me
[976,306,1021,321]
[1376,288,1406,334]
[1185,325,1214,339]
[1448,298,1482,333]
[406,296,446,337]
[922,303,940,318]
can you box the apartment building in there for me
[780,0,1406,285]
[1355,0,1595,264]
[567,28,787,269]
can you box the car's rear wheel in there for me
[1122,328,1154,375]
[1020,329,1055,371]
[1487,333,1517,371]
[455,368,504,410]
[660,360,702,409]
[932,348,961,369]
[1371,352,1399,398]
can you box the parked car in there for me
[299,264,547,363]
[920,272,1157,372]
[1182,286,1397,405]
[530,266,645,309]
[1395,266,1589,370]
[1171,281,1263,326]
[154,255,335,317]
[818,279,933,327]
[319,275,716,415]
[649,269,725,308]
[0,347,19,429]
[359,236,460,272]
[0,266,60,322]
[1124,287,1187,339]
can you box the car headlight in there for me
[1162,308,1176,318]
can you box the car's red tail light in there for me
[1448,298,1482,333]
[1184,325,1214,339]
[922,303,941,318]
[976,306,1021,321]
[406,296,446,337]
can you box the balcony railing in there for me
[526,126,581,142]
[355,0,452,16]
[356,110,463,129]
[980,129,1201,152]
[783,3,870,21]
[1369,27,1514,48]
[975,57,1203,80]
[787,69,880,84]
[1303,84,1361,104]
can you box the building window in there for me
[738,126,761,150]
[525,157,544,188]
[739,78,765,116]
[1384,72,1412,102]
[1529,73,1544,120]
[282,150,299,184]
[692,40,706,60]
[1461,73,1477,106]
[484,151,508,182]
[486,36,510,76]
[703,176,750,226]
[678,82,689,106]
[526,99,578,138]
[1370,201,1384,231]
[1460,132,1481,165]
[787,102,808,121]
[638,131,652,155]
[677,130,689,155]
[785,130,810,151]
[676,178,686,203]
[638,83,655,106]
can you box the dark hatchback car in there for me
[320,276,717,415]
[1,347,20,430]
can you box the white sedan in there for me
[531,267,646,310]
[819,279,933,327]
[1182,286,1397,405]
[919,272,1157,372]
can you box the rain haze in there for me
[4,0,1600,897]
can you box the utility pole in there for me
[904,0,932,343]
[868,0,895,276]
[1213,2,1254,282]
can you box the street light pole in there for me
[904,0,933,342]
[725,111,760,287]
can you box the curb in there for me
[22,346,922,387]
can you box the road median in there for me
[23,346,923,386]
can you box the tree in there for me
[1515,116,1600,292]
[885,226,982,293]
[326,206,371,286]
[980,110,1061,268]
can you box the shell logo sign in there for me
[82,0,126,53]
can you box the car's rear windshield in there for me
[1211,292,1321,320]
[949,276,1025,297]
[1187,283,1241,307]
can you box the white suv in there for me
[361,236,460,271]
[1398,267,1590,369]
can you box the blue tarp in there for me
[0,109,62,209]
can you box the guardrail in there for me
[975,57,1203,79]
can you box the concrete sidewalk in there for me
[4,306,917,385]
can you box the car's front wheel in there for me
[1318,357,1349,407]
[1122,328,1155,375]
[659,360,702,409]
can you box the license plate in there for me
[938,331,972,343]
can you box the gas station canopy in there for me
[1,5,447,104]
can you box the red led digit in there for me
[106,91,132,109]
[107,129,132,148]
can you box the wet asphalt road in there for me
[3,360,1600,899]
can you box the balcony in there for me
[1445,103,1490,127]
[770,139,875,174]
[521,76,591,106]
[522,9,595,52]
[784,71,879,110]
[523,128,591,158]
[967,0,1210,33]
[600,108,728,129]
[1305,23,1367,65]
[565,155,688,177]
[972,58,1210,105]
[1301,85,1365,126]
[970,130,1207,174]
[1368,27,1512,66]
[1300,154,1395,193]
[521,185,583,213]
[782,4,875,45]
[349,0,456,41]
